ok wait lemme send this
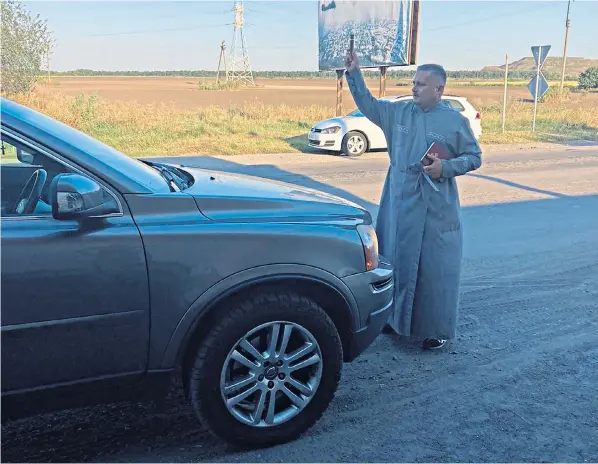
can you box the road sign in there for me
[531,45,551,69]
[528,44,551,132]
[527,73,550,100]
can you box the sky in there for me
[23,0,598,72]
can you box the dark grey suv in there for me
[0,97,394,447]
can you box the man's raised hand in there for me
[345,49,359,73]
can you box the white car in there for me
[308,95,482,156]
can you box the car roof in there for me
[383,94,469,101]
[0,96,167,194]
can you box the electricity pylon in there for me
[226,0,255,85]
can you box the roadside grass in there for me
[478,89,598,144]
[7,87,597,157]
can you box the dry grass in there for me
[7,86,597,157]
[478,89,598,144]
[9,88,331,156]
[197,79,245,91]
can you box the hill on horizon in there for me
[482,56,598,77]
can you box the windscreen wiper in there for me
[142,160,184,192]
[145,161,180,192]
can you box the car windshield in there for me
[51,126,176,192]
[3,98,172,193]
[72,136,173,192]
[348,109,363,117]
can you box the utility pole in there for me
[560,0,572,92]
[216,40,226,83]
[502,54,508,133]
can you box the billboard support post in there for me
[409,0,421,65]
[336,69,344,116]
[379,67,387,98]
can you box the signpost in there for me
[528,44,551,132]
[502,54,509,133]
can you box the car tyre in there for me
[188,289,343,448]
[341,131,367,156]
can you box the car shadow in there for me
[2,157,597,462]
[283,134,323,154]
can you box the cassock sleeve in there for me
[345,68,396,133]
[441,115,482,179]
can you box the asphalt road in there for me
[2,145,597,463]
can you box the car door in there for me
[0,132,150,394]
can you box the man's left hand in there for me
[423,153,442,180]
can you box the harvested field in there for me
[43,76,557,111]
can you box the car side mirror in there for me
[16,147,35,164]
[50,173,119,220]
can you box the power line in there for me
[86,23,231,37]
[423,2,560,33]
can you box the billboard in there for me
[318,0,417,71]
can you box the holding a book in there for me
[344,46,482,350]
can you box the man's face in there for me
[412,70,443,109]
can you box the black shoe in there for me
[381,324,395,334]
[422,338,446,350]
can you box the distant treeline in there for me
[49,69,579,81]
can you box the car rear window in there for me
[444,99,466,111]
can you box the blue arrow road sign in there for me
[528,73,550,100]
[531,45,551,68]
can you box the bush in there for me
[539,86,571,103]
[578,67,598,90]
[198,79,244,91]
[0,0,53,95]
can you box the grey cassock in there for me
[346,68,482,339]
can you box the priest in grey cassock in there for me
[344,49,482,350]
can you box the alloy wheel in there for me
[347,135,365,155]
[220,321,323,428]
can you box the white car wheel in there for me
[342,131,367,157]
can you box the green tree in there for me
[578,67,598,90]
[1,0,53,95]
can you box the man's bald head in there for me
[412,64,447,110]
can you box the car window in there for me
[444,99,466,111]
[0,135,72,218]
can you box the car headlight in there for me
[321,126,341,134]
[357,224,379,271]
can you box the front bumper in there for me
[341,258,394,362]
[307,131,342,151]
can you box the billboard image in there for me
[318,0,415,71]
